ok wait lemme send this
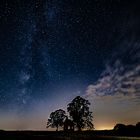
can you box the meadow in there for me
[0,131,140,140]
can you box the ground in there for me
[0,131,140,140]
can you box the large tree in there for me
[47,109,66,131]
[67,96,93,131]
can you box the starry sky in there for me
[0,0,140,130]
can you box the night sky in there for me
[0,0,140,130]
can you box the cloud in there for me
[86,60,140,103]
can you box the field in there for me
[0,131,140,140]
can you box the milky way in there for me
[0,0,140,130]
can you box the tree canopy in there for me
[47,109,66,131]
[67,96,93,131]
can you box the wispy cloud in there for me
[86,60,140,103]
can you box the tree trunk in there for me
[78,127,81,131]
[77,124,81,131]
[56,126,58,131]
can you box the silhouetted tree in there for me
[47,109,66,131]
[126,125,135,131]
[136,122,140,129]
[114,123,126,131]
[113,122,140,136]
[67,96,93,131]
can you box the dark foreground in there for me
[0,131,140,140]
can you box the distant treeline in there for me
[112,122,140,136]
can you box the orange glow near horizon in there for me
[96,126,113,130]
[94,124,114,130]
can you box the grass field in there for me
[0,131,140,140]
